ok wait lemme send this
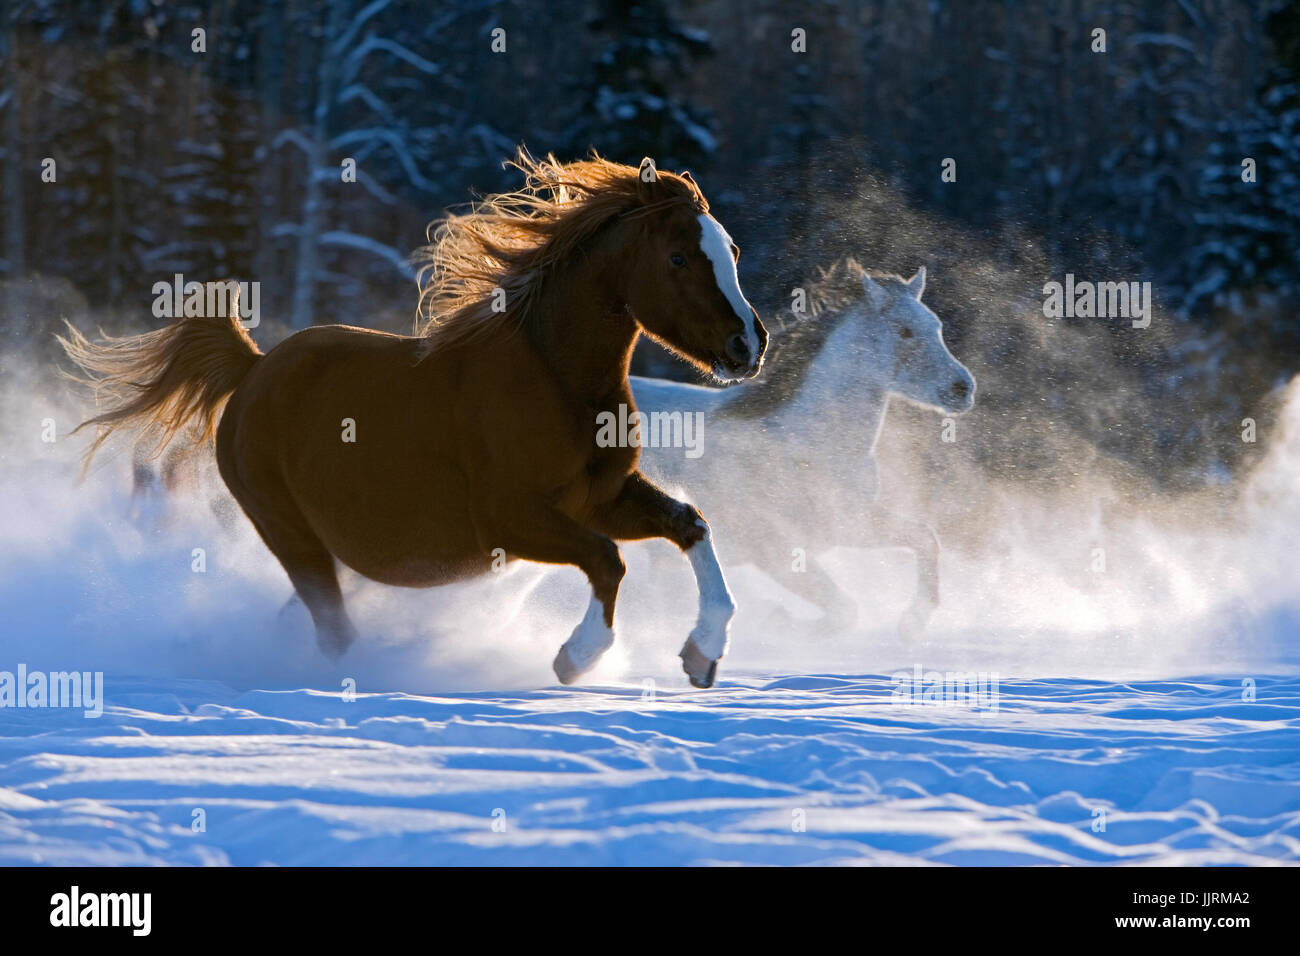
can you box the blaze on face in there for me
[626,205,768,383]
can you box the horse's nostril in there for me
[951,379,969,399]
[724,334,750,365]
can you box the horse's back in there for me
[219,324,431,474]
[217,325,488,584]
[216,324,637,587]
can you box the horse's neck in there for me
[734,318,891,456]
[530,263,640,404]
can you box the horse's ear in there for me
[636,157,660,201]
[680,170,696,185]
[861,274,891,313]
[906,266,926,300]
[207,278,240,320]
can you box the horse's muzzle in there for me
[727,315,768,379]
[943,374,976,412]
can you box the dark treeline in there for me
[1,0,1297,487]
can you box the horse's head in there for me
[855,267,975,414]
[620,167,767,382]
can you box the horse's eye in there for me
[670,253,687,268]
[900,328,914,339]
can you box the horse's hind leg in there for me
[737,527,857,630]
[229,484,358,658]
[771,552,860,631]
[254,520,357,658]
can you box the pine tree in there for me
[1184,1,1300,321]
[565,0,715,170]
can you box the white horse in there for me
[631,259,975,638]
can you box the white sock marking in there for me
[563,592,614,672]
[686,521,735,660]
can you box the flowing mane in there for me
[722,258,910,419]
[413,149,707,352]
[61,147,766,690]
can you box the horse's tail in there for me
[58,297,262,472]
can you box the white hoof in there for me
[552,645,584,685]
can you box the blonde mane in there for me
[413,149,707,352]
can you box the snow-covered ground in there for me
[2,372,1299,865]
[2,671,1297,865]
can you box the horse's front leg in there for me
[490,504,626,685]
[861,504,941,640]
[590,472,735,688]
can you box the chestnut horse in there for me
[60,151,768,687]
